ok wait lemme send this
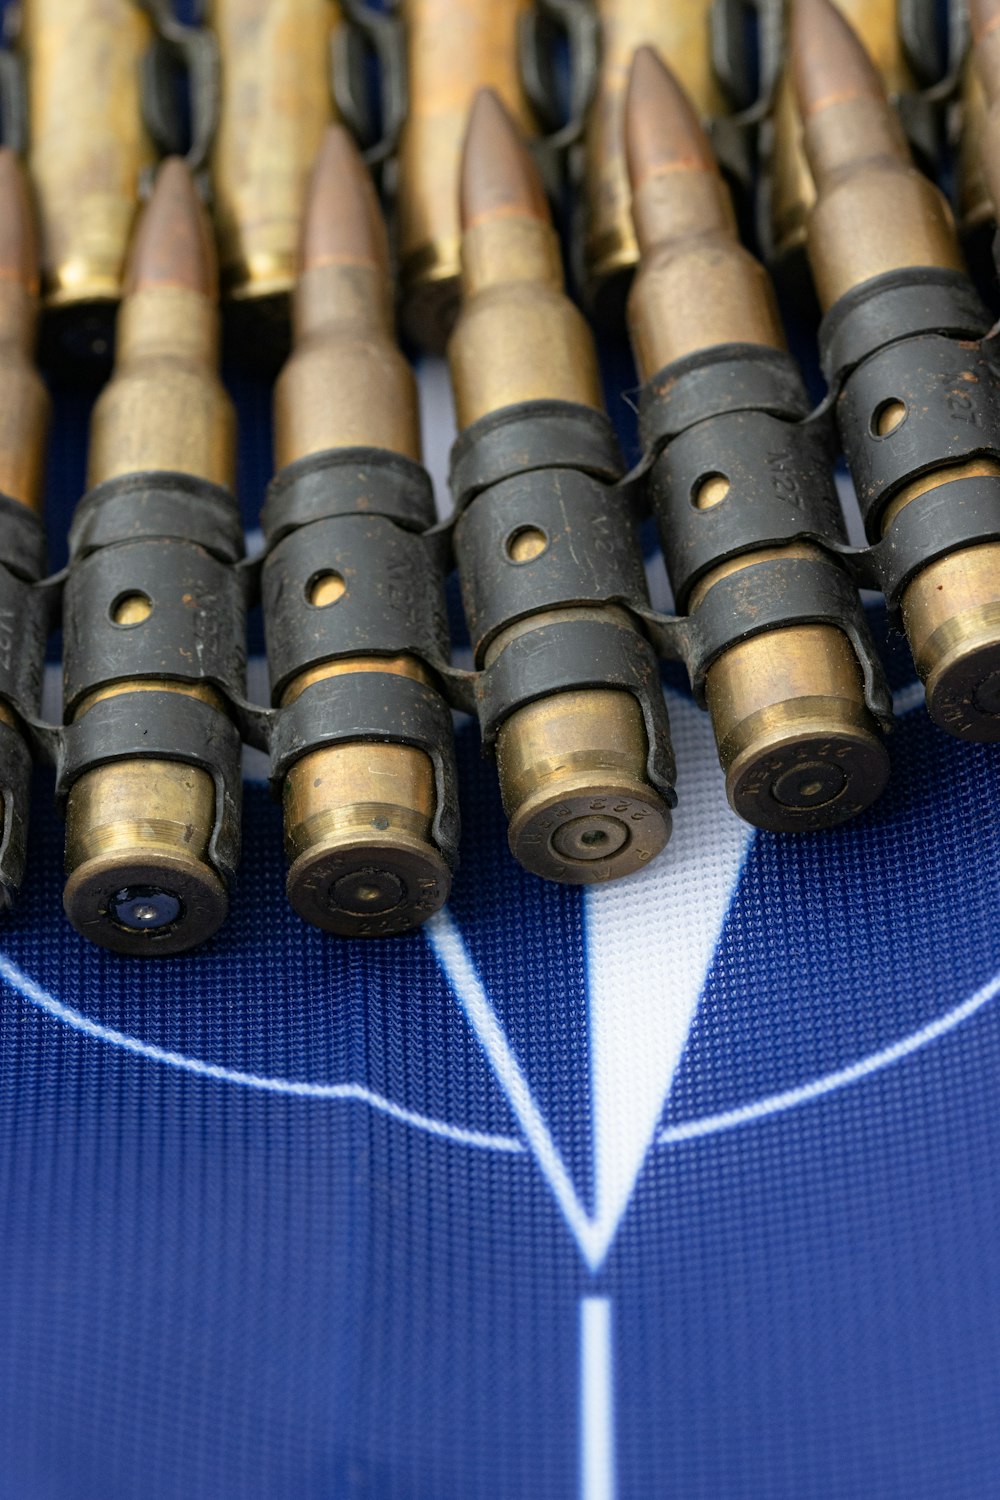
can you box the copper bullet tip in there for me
[970,0,1000,46]
[0,148,39,296]
[625,45,718,195]
[299,124,389,276]
[124,156,216,299]
[791,0,886,122]
[459,88,550,232]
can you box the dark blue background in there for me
[2,3,1000,1496]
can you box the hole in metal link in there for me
[111,591,153,626]
[873,398,907,437]
[506,526,549,563]
[692,473,731,510]
[307,571,346,607]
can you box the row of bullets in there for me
[7,0,998,363]
[1,0,1000,957]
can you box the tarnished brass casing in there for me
[581,0,725,303]
[448,91,672,882]
[769,0,915,267]
[626,46,887,829]
[210,0,341,346]
[20,0,155,362]
[270,126,451,935]
[957,61,995,247]
[397,0,536,352]
[797,0,1000,741]
[967,0,1000,263]
[0,272,49,520]
[63,162,238,953]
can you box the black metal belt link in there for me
[0,495,51,905]
[261,514,450,702]
[61,538,248,717]
[51,469,248,893]
[135,0,220,191]
[644,557,892,730]
[448,400,677,806]
[333,0,409,168]
[520,0,600,161]
[447,400,623,518]
[268,673,460,869]
[815,267,1000,624]
[624,342,894,731]
[454,468,650,658]
[258,446,463,872]
[475,618,677,807]
[55,690,242,886]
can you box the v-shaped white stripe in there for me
[428,691,752,1271]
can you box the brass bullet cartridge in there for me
[267,125,453,936]
[957,60,994,257]
[63,159,239,953]
[626,47,888,831]
[19,0,156,364]
[397,0,536,353]
[580,0,730,311]
[0,148,50,900]
[210,0,341,351]
[969,0,1000,235]
[768,0,921,270]
[794,0,1000,741]
[0,151,49,519]
[448,89,673,882]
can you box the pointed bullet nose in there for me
[0,149,39,295]
[791,0,886,122]
[970,0,1000,46]
[124,156,216,298]
[625,45,718,196]
[299,124,388,275]
[459,88,550,232]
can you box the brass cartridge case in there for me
[397,0,535,353]
[270,125,450,935]
[626,45,887,829]
[0,166,49,518]
[968,0,1000,249]
[957,61,995,248]
[210,0,341,349]
[581,0,726,305]
[448,89,672,882]
[769,0,916,267]
[20,0,155,364]
[63,159,238,952]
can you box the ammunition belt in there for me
[8,265,1000,907]
[623,265,1000,732]
[0,447,465,910]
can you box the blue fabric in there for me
[3,12,1000,1489]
